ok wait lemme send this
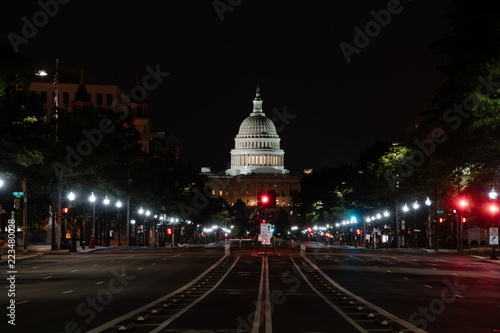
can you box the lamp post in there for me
[412,201,420,248]
[488,189,498,260]
[68,192,76,252]
[103,196,110,246]
[138,207,144,246]
[145,209,151,247]
[402,203,409,247]
[153,214,158,248]
[425,197,432,249]
[89,192,96,248]
[116,201,122,246]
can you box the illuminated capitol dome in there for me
[226,86,289,176]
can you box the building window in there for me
[40,91,47,103]
[97,93,103,105]
[63,92,69,105]
[106,94,113,106]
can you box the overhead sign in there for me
[437,210,444,214]
[13,192,23,197]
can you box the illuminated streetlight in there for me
[488,189,498,260]
[425,197,432,249]
[103,196,110,246]
[68,192,76,252]
[89,192,96,248]
[116,201,122,246]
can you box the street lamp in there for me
[412,201,420,248]
[488,189,498,260]
[145,209,151,247]
[425,197,432,249]
[68,192,76,252]
[138,208,144,246]
[103,196,110,246]
[116,201,122,246]
[89,192,96,248]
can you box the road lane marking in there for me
[92,264,98,267]
[432,268,438,271]
[70,270,78,272]
[138,267,143,270]
[291,258,368,333]
[62,290,74,294]
[301,256,427,333]
[424,285,433,289]
[32,266,39,269]
[17,300,29,305]
[386,270,392,273]
[403,277,409,280]
[96,281,104,285]
[152,263,156,265]
[455,294,464,298]
[43,276,52,280]
[88,255,235,333]
[173,254,181,258]
[349,255,367,263]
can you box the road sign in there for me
[436,210,444,214]
[13,192,23,197]
[260,223,272,238]
[262,236,271,245]
[490,228,499,245]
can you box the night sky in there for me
[1,0,454,174]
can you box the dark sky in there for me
[1,0,454,174]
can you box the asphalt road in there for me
[1,243,499,333]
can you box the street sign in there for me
[437,210,444,214]
[490,228,499,245]
[260,223,272,238]
[13,192,23,197]
[262,236,271,245]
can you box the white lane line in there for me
[455,294,465,299]
[452,273,459,276]
[87,255,232,333]
[92,264,98,267]
[152,263,156,265]
[349,255,367,263]
[432,268,438,271]
[424,285,433,289]
[43,276,52,280]
[163,258,167,261]
[292,258,368,333]
[32,266,40,269]
[96,281,104,285]
[138,267,143,270]
[62,290,74,294]
[17,300,29,305]
[386,270,392,273]
[403,277,409,280]
[252,257,265,333]
[70,270,78,273]
[302,256,427,333]
[172,254,181,258]
[392,257,420,265]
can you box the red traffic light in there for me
[63,207,69,214]
[462,217,467,223]
[262,195,269,204]
[167,228,172,235]
[439,218,444,223]
[490,205,499,214]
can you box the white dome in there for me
[226,86,289,176]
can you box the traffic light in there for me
[439,218,444,223]
[62,207,69,216]
[462,217,467,223]
[167,228,172,235]
[356,229,361,235]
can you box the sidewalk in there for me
[0,244,108,264]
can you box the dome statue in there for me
[226,86,289,176]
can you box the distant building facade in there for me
[29,66,179,161]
